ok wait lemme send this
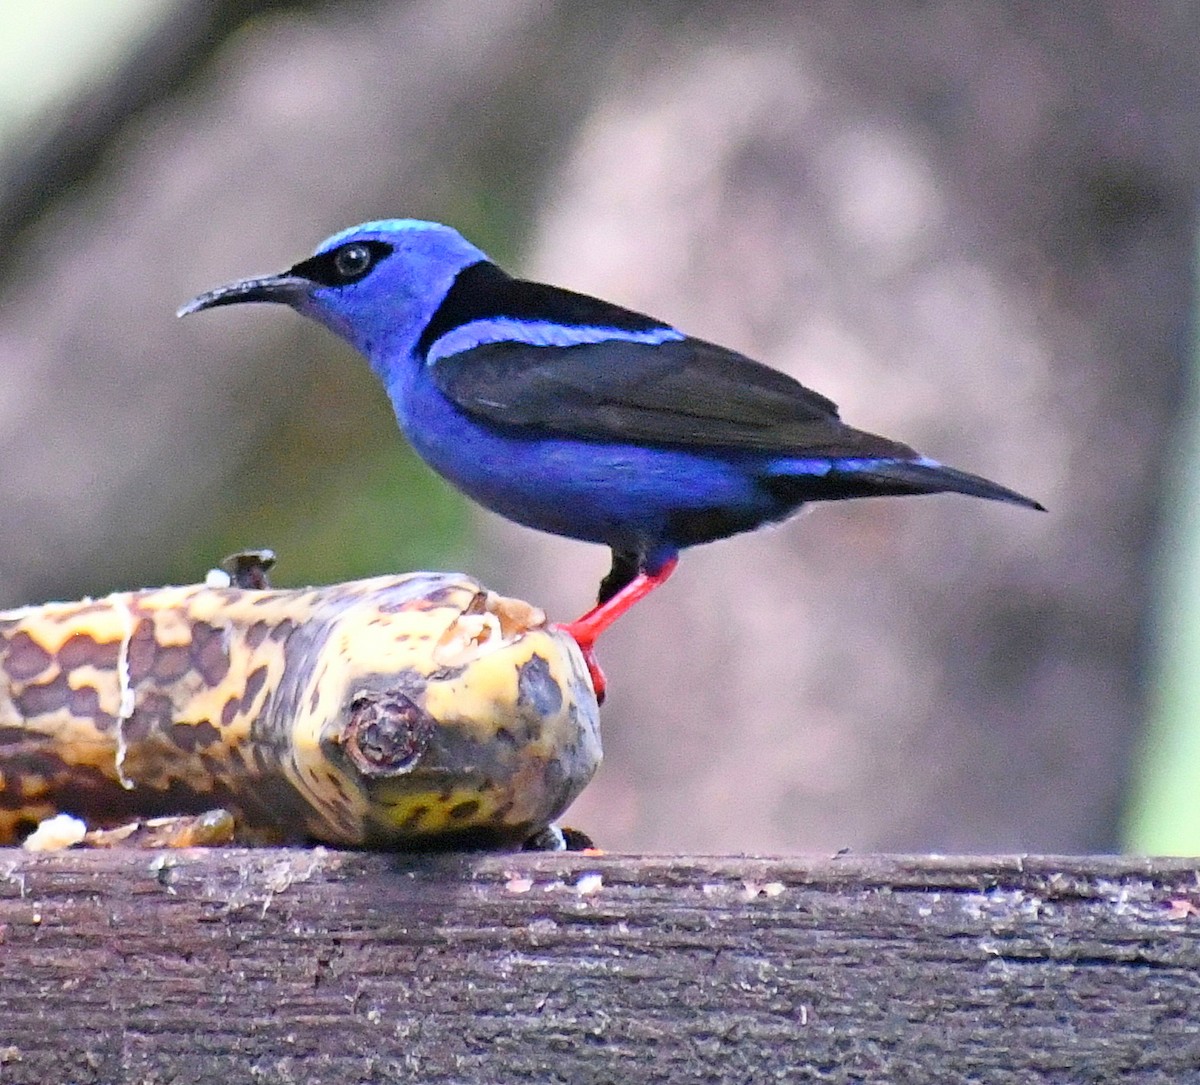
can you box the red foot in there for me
[557,557,679,704]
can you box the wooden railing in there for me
[1,851,1197,1082]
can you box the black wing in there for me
[431,333,916,458]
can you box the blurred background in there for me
[0,0,1195,854]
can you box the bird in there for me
[180,219,1044,700]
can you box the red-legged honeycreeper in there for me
[180,219,1044,700]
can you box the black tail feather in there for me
[762,457,1044,510]
[842,459,1045,511]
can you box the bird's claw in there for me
[556,556,679,707]
[557,623,606,704]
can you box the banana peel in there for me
[0,562,600,849]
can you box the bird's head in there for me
[179,219,488,364]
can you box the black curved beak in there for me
[177,272,309,317]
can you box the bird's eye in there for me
[289,239,392,287]
[334,243,374,279]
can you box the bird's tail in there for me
[833,456,1045,511]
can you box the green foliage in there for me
[1125,232,1200,854]
[172,346,473,590]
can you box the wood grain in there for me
[1,851,1197,1083]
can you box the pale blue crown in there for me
[315,218,454,253]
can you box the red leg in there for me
[558,556,679,703]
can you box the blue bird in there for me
[180,219,1043,699]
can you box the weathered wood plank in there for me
[0,851,1197,1083]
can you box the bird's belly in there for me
[395,380,782,551]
